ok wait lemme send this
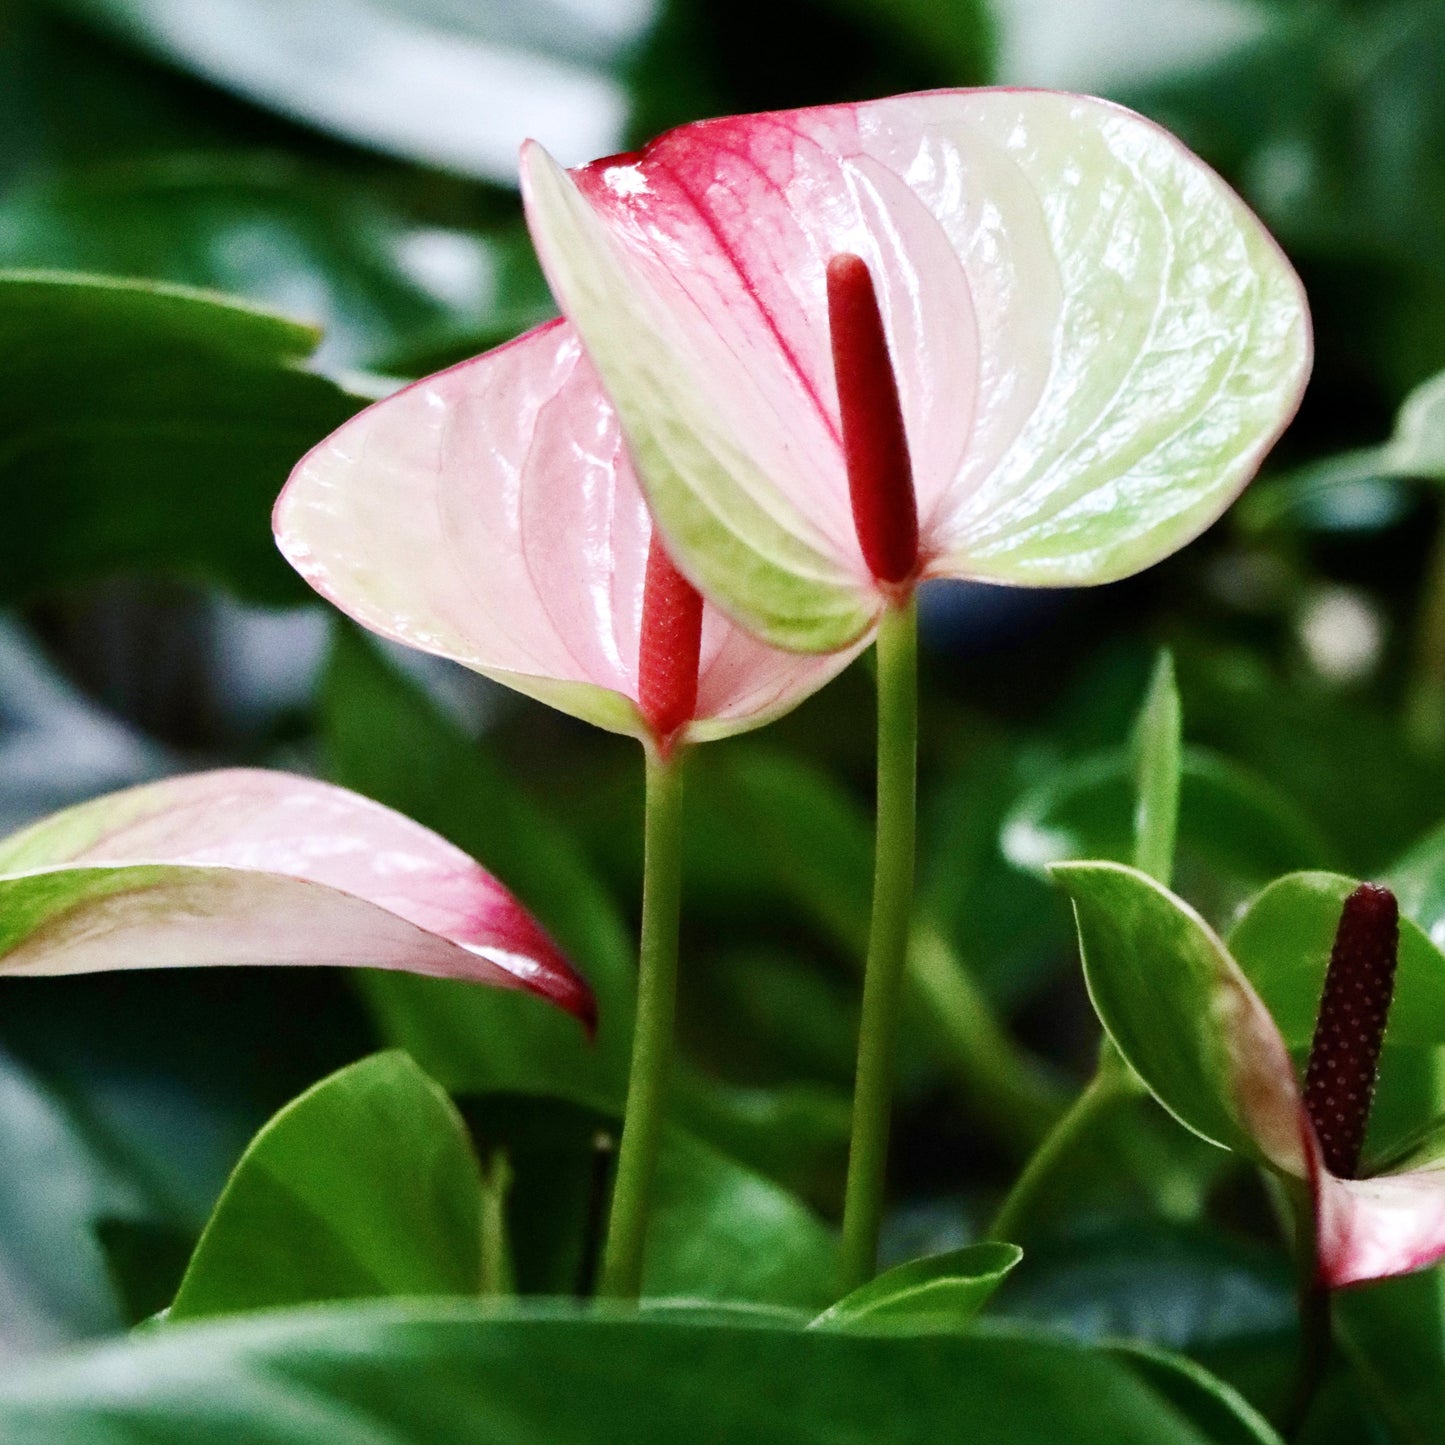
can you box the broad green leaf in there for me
[320,627,635,1102]
[1228,871,1445,1049]
[811,1242,1022,1332]
[1337,1272,1445,1445]
[46,0,642,182]
[1107,1345,1283,1445]
[170,1052,485,1320]
[0,1298,1293,1444]
[1131,649,1182,884]
[0,270,359,605]
[1052,862,1303,1172]
[464,1092,836,1310]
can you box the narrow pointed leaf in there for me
[170,1052,485,1320]
[1131,650,1181,885]
[277,320,861,741]
[522,91,1309,650]
[1051,861,1304,1172]
[810,1243,1022,1333]
[0,770,592,1023]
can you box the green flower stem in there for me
[1406,506,1445,754]
[477,1149,515,1297]
[839,596,918,1295]
[986,1048,1140,1242]
[597,747,687,1301]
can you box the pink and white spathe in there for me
[0,769,593,1028]
[520,90,1313,653]
[275,319,862,756]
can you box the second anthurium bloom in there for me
[275,318,862,757]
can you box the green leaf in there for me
[1051,861,1299,1168]
[1337,1272,1445,1445]
[0,1047,139,1349]
[0,270,359,605]
[169,1052,485,1321]
[811,1243,1022,1333]
[1131,650,1182,884]
[47,0,644,182]
[0,157,521,369]
[993,1219,1293,1353]
[1002,746,1332,927]
[1108,1345,1284,1445]
[465,1092,836,1309]
[320,627,635,1103]
[1227,871,1445,1050]
[0,1299,1291,1443]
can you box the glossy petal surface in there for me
[522,90,1310,651]
[1315,1146,1445,1288]
[0,770,592,1022]
[276,319,860,742]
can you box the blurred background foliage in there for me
[3,0,1445,1437]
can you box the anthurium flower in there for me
[0,769,593,1027]
[519,89,1312,652]
[274,318,862,757]
[1054,861,1445,1289]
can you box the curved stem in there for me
[908,920,1069,1149]
[838,597,918,1294]
[987,1053,1137,1242]
[597,747,687,1301]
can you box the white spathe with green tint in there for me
[521,90,1310,653]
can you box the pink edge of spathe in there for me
[0,769,595,1033]
[273,319,858,745]
[518,87,1312,593]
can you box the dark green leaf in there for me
[0,157,520,369]
[0,270,359,605]
[1003,747,1332,928]
[0,1299,1288,1443]
[465,1091,834,1309]
[169,1052,485,1320]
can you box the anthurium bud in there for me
[1302,884,1399,1179]
[827,253,919,591]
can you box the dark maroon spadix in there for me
[637,533,703,754]
[1302,883,1399,1179]
[826,253,920,590]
